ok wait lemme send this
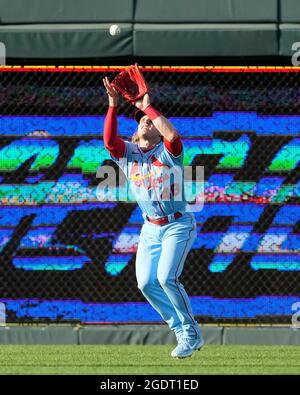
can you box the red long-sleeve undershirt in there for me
[163,135,182,157]
[103,106,182,159]
[103,106,125,158]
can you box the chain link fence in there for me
[0,66,299,324]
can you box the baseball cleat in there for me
[171,337,204,359]
[194,337,205,351]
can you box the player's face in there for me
[137,115,160,139]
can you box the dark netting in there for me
[0,66,299,325]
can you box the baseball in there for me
[109,24,121,36]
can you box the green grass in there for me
[0,345,299,375]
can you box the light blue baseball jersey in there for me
[111,140,187,219]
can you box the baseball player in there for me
[103,76,204,358]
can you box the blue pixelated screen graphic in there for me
[0,112,299,323]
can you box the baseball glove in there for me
[111,64,148,103]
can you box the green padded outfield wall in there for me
[0,0,134,58]
[280,0,300,23]
[133,24,277,57]
[0,23,133,58]
[134,0,278,22]
[134,0,278,57]
[0,1,297,74]
[279,0,300,56]
[0,0,134,23]
[280,24,300,56]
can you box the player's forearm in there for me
[143,105,179,142]
[108,96,118,107]
[103,106,125,158]
[143,105,182,155]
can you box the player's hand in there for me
[134,93,151,111]
[103,77,118,107]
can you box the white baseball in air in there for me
[109,24,121,36]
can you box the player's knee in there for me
[137,279,156,294]
[157,275,174,289]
